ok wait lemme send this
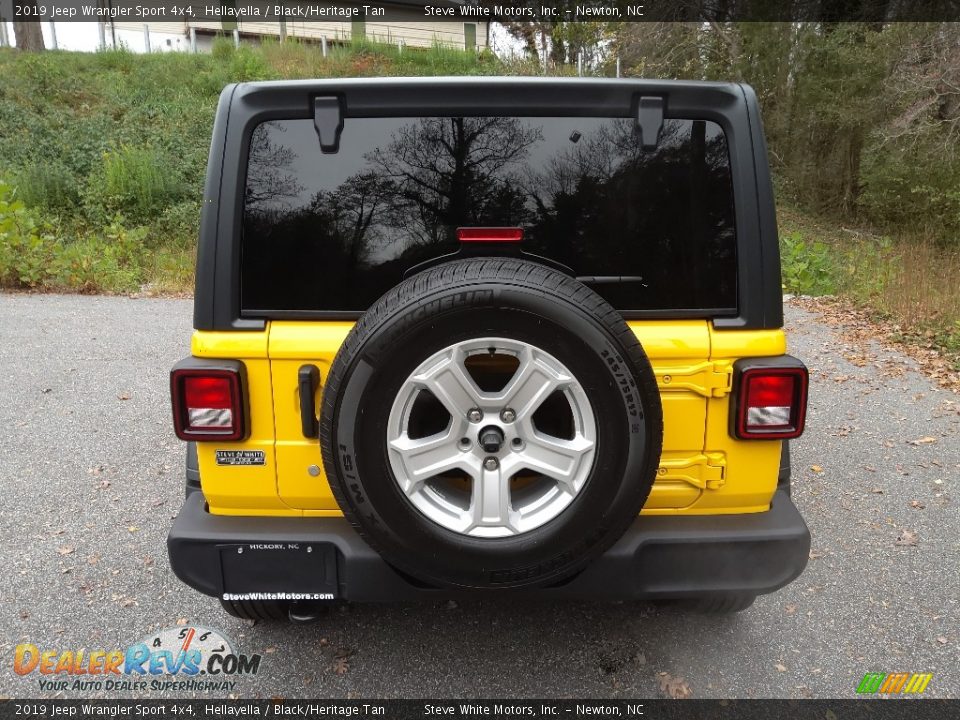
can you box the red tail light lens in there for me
[184,377,232,411]
[457,227,524,243]
[734,366,808,439]
[171,368,245,441]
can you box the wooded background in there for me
[502,21,960,244]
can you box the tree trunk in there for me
[13,2,45,52]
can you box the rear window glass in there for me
[241,116,737,314]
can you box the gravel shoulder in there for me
[0,293,956,699]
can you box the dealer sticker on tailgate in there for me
[216,450,265,466]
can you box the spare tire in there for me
[319,258,662,589]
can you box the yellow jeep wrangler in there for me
[168,78,810,621]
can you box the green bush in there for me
[211,36,235,61]
[15,163,81,210]
[93,46,137,73]
[0,182,147,293]
[229,46,271,81]
[86,145,185,221]
[859,137,960,236]
[46,215,146,293]
[833,235,898,300]
[779,232,837,296]
[148,200,201,248]
[0,183,58,288]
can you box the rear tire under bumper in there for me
[167,490,810,602]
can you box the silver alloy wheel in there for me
[387,338,597,538]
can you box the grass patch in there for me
[779,206,960,365]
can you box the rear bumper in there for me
[168,489,810,602]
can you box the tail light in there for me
[171,362,247,441]
[457,227,524,243]
[731,358,808,440]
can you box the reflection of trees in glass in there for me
[245,122,303,207]
[525,119,737,308]
[318,171,394,267]
[241,116,738,313]
[368,117,542,245]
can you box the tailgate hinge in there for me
[657,452,727,491]
[655,361,733,398]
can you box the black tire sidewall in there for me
[326,280,658,589]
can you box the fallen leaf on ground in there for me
[936,637,948,645]
[908,437,937,445]
[332,657,350,675]
[117,393,131,400]
[810,465,824,473]
[175,618,188,626]
[909,500,926,509]
[809,549,825,559]
[784,603,798,615]
[57,546,76,556]
[895,530,919,546]
[775,663,788,672]
[657,672,692,699]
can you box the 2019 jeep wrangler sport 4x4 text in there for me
[167,77,811,621]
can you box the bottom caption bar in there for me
[0,700,956,720]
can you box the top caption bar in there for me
[1,0,959,23]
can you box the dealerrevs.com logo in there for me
[14,626,262,693]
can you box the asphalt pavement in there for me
[0,293,957,699]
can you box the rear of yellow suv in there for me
[168,78,810,621]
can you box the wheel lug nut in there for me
[467,408,483,423]
[484,457,499,471]
[500,408,516,423]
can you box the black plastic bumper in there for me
[168,489,810,601]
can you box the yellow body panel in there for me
[191,329,292,513]
[189,320,787,518]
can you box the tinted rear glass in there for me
[241,116,737,314]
